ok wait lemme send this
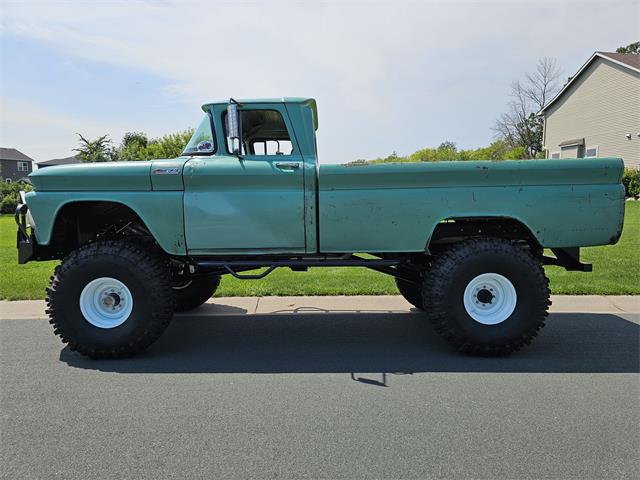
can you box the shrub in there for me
[622,168,640,198]
[0,181,33,214]
[0,194,17,214]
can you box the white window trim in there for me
[550,151,560,159]
[584,146,599,158]
[17,161,29,171]
[5,178,12,183]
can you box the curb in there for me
[1,295,638,320]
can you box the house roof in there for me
[0,147,34,162]
[539,51,640,113]
[599,51,640,70]
[37,155,80,166]
[558,138,585,147]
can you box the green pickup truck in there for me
[16,97,626,359]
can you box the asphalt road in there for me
[1,310,639,479]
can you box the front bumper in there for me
[15,201,35,264]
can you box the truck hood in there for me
[29,158,190,191]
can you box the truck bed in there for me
[318,158,625,252]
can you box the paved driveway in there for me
[1,297,639,479]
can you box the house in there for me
[540,52,640,168]
[37,155,80,169]
[0,147,34,182]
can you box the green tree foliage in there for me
[116,129,194,161]
[73,129,195,162]
[616,42,639,54]
[368,140,528,164]
[73,134,116,163]
[117,131,149,161]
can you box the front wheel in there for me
[46,241,175,359]
[423,237,550,356]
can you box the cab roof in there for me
[201,97,318,130]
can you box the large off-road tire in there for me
[46,240,175,359]
[423,237,550,356]
[395,278,424,310]
[173,275,221,312]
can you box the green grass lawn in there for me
[1,202,638,300]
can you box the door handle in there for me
[275,161,300,169]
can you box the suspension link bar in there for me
[192,256,408,280]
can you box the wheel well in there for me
[428,217,542,254]
[48,201,153,256]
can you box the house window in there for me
[550,152,560,159]
[17,161,29,171]
[585,146,598,158]
[5,178,12,183]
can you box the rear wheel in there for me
[46,241,175,359]
[423,237,550,356]
[395,278,424,310]
[173,276,221,312]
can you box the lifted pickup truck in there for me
[16,97,625,359]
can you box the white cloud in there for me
[1,0,638,162]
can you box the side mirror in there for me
[226,102,241,155]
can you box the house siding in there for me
[1,159,33,182]
[544,58,640,168]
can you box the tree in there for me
[493,57,562,158]
[116,129,194,161]
[73,134,116,163]
[616,41,639,54]
[142,130,194,159]
[117,132,149,161]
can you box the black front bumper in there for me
[15,202,35,264]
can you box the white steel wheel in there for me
[79,277,134,329]
[463,273,517,325]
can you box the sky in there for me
[0,0,638,164]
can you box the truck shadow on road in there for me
[60,312,639,374]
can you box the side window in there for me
[224,109,293,156]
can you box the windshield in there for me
[182,114,215,155]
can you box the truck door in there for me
[183,106,306,254]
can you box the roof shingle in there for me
[597,51,640,70]
[0,148,34,162]
[37,156,80,166]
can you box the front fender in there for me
[25,191,186,255]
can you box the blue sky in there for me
[1,0,638,164]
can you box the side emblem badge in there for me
[153,168,180,175]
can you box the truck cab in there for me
[181,98,318,254]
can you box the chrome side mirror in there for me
[227,101,241,155]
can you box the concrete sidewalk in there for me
[1,295,638,320]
